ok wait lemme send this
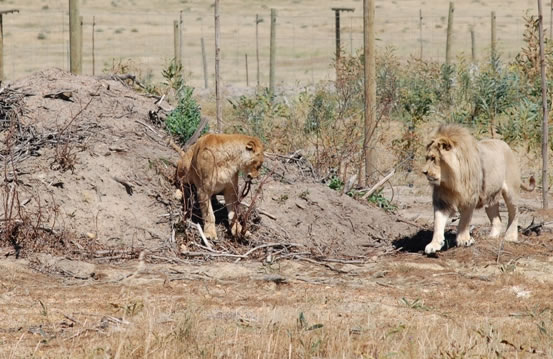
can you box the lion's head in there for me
[423,124,482,209]
[242,137,264,180]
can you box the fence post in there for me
[269,8,277,95]
[245,54,249,86]
[79,16,83,73]
[363,0,376,186]
[69,0,82,74]
[538,0,549,209]
[491,11,496,59]
[470,26,476,63]
[201,37,208,89]
[445,1,454,65]
[92,16,95,75]
[256,15,263,89]
[419,9,423,60]
[215,0,222,132]
[173,20,179,62]
[179,10,183,66]
[332,8,355,81]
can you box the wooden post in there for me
[256,15,263,89]
[550,0,552,40]
[69,0,81,74]
[0,9,18,82]
[79,16,83,72]
[92,16,95,75]
[173,20,179,62]
[363,0,376,186]
[419,9,423,60]
[269,8,277,95]
[215,0,222,132]
[201,37,208,89]
[538,0,549,209]
[245,54,249,86]
[470,26,476,63]
[491,11,496,59]
[332,8,355,80]
[179,10,183,66]
[445,2,454,65]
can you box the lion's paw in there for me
[425,240,444,254]
[504,234,519,243]
[456,235,474,247]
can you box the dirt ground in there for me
[2,69,553,358]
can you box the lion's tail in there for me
[521,176,536,192]
[168,138,186,157]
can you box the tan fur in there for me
[422,124,534,254]
[172,133,264,240]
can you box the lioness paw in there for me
[425,240,443,254]
[203,225,218,240]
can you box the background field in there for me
[3,0,548,87]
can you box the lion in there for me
[422,124,535,255]
[171,133,264,240]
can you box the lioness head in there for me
[243,138,264,180]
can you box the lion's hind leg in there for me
[485,202,502,238]
[502,186,519,243]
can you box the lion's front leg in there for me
[456,205,475,247]
[425,209,449,254]
[198,190,217,240]
[223,180,247,237]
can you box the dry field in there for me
[2,1,553,358]
[2,0,549,86]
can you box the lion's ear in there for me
[246,141,256,151]
[437,138,452,151]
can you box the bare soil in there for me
[2,69,553,358]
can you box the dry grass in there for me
[2,244,553,358]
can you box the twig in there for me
[134,120,163,138]
[112,176,133,195]
[361,168,396,200]
[186,219,213,251]
[242,201,277,220]
[294,256,351,274]
[234,242,303,263]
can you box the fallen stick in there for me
[242,201,277,220]
[361,168,396,200]
[186,220,213,251]
[134,120,163,138]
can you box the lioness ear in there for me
[437,138,452,151]
[246,141,255,151]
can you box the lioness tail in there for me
[521,176,536,192]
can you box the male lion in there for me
[422,124,534,255]
[171,133,264,240]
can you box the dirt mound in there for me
[1,68,419,262]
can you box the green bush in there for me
[228,88,288,142]
[165,86,207,145]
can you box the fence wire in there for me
[3,8,532,88]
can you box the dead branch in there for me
[135,120,163,138]
[186,219,214,251]
[294,256,351,274]
[112,176,133,195]
[361,168,396,200]
[241,201,277,220]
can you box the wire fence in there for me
[3,8,533,88]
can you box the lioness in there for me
[422,124,534,254]
[172,133,264,240]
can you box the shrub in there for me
[165,86,207,145]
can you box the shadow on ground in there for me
[393,229,457,253]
